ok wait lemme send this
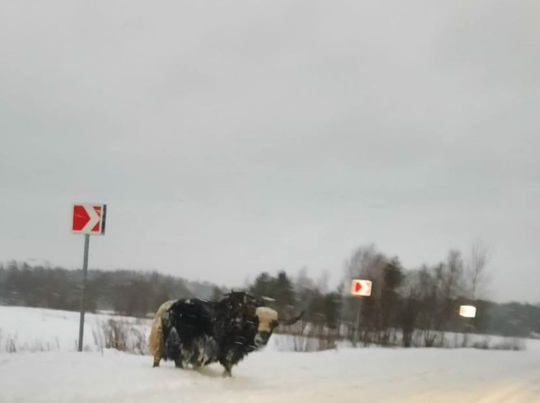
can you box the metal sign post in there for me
[78,234,90,352]
[72,204,107,352]
[351,279,372,348]
[459,305,477,347]
[353,299,362,347]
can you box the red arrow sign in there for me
[351,279,372,297]
[72,204,107,235]
[354,282,362,293]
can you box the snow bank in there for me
[1,306,539,402]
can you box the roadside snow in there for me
[1,306,539,402]
[0,306,150,353]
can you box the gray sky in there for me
[1,1,539,303]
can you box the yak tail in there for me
[148,300,175,367]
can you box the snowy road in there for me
[1,307,538,402]
[1,346,539,403]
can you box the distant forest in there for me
[0,261,217,316]
[1,243,539,345]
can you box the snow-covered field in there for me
[1,306,539,402]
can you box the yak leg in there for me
[219,358,232,377]
[219,354,234,377]
[148,316,163,368]
[153,356,161,368]
[165,328,185,369]
[222,365,232,377]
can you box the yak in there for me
[148,291,302,376]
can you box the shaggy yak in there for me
[148,291,303,376]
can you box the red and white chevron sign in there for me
[351,279,372,297]
[72,204,107,235]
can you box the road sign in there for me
[71,203,107,352]
[351,279,372,297]
[459,305,477,318]
[72,204,107,235]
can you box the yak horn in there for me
[278,311,304,326]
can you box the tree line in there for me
[1,241,539,346]
[0,261,216,317]
[243,243,540,346]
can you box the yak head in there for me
[253,306,303,348]
[221,291,304,349]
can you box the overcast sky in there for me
[1,1,538,303]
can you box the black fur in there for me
[160,292,270,376]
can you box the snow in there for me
[1,306,539,402]
[0,306,149,353]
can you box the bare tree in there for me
[294,266,315,293]
[344,244,376,278]
[442,249,465,302]
[399,269,424,347]
[343,245,402,346]
[316,270,330,294]
[401,251,465,348]
[466,239,491,300]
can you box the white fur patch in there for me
[148,299,176,364]
[255,307,278,332]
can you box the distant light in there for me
[459,305,477,318]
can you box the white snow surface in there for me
[1,306,539,402]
